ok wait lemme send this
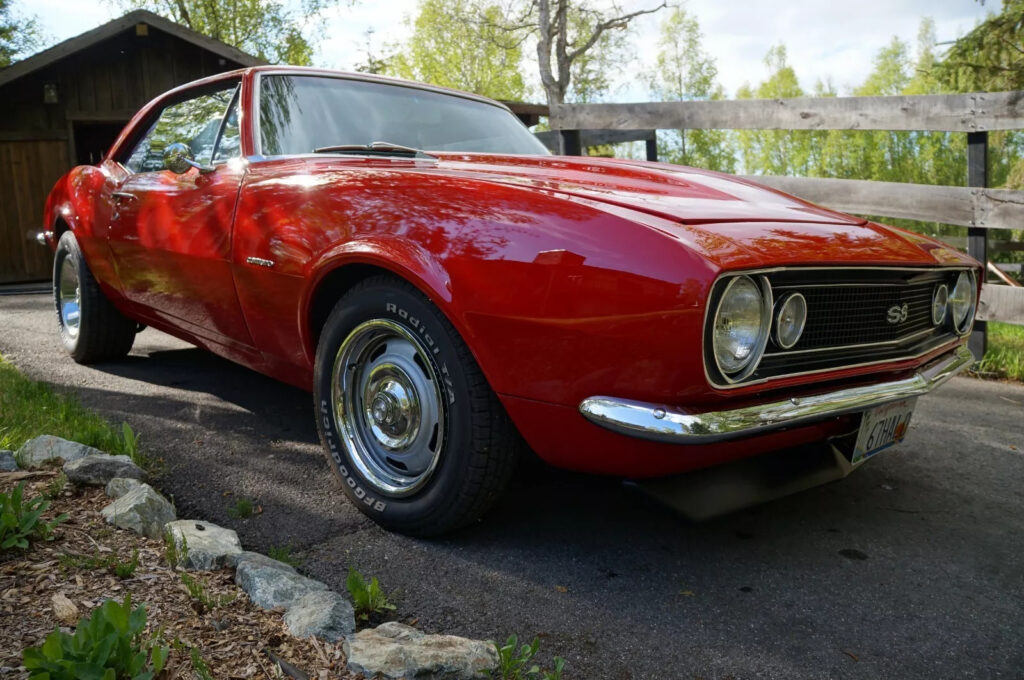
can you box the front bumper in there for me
[579,344,973,444]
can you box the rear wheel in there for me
[53,231,136,363]
[314,275,519,535]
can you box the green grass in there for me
[227,497,255,519]
[267,545,302,568]
[0,356,156,471]
[976,322,1024,382]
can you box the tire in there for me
[314,275,519,536]
[53,230,136,363]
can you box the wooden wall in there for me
[0,24,249,283]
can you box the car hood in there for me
[430,153,974,268]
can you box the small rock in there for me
[284,590,356,642]
[100,483,176,539]
[344,622,498,680]
[226,551,298,573]
[0,450,16,472]
[164,520,242,570]
[64,453,144,486]
[16,435,101,468]
[105,477,143,499]
[51,593,79,624]
[234,559,327,610]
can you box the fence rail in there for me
[547,90,1024,345]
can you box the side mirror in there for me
[163,142,215,174]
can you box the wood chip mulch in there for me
[0,470,361,679]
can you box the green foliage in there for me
[163,529,188,569]
[22,595,168,680]
[976,322,1024,381]
[0,0,43,66]
[386,0,529,100]
[0,357,145,461]
[44,473,68,501]
[936,0,1024,92]
[1,482,67,552]
[107,0,349,65]
[59,549,140,579]
[189,647,215,680]
[227,497,254,519]
[491,635,565,680]
[346,568,397,621]
[180,572,235,611]
[267,545,302,568]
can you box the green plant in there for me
[112,549,140,579]
[975,321,1024,382]
[267,545,302,568]
[492,635,566,680]
[59,549,142,580]
[227,497,254,519]
[163,529,188,568]
[44,472,68,500]
[1,482,68,551]
[189,647,215,680]
[180,572,235,611]
[22,594,169,680]
[346,567,397,621]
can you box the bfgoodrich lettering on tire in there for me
[313,274,519,535]
[53,231,136,363]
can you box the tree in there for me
[936,0,1024,92]
[110,0,342,65]
[0,0,43,66]
[647,7,735,172]
[385,0,528,100]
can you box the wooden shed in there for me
[0,10,263,284]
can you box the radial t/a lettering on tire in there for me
[313,274,518,536]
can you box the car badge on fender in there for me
[887,303,909,324]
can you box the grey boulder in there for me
[226,551,297,572]
[105,477,143,499]
[164,520,242,570]
[0,450,16,472]
[283,590,356,642]
[100,483,176,539]
[64,453,144,486]
[16,435,100,468]
[344,622,498,680]
[234,557,327,609]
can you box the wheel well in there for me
[54,217,71,240]
[307,263,397,350]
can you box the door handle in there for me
[111,191,137,201]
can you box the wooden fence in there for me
[547,91,1024,356]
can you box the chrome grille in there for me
[703,267,971,388]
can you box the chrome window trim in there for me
[701,265,977,391]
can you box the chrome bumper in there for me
[578,345,974,444]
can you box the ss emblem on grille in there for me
[887,303,909,324]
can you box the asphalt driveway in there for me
[1,292,1022,679]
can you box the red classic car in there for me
[42,66,980,534]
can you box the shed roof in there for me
[0,9,265,89]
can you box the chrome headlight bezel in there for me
[774,292,808,350]
[949,270,976,335]
[710,275,772,383]
[931,284,949,326]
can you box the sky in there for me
[25,0,993,102]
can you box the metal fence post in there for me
[560,129,582,156]
[967,131,988,359]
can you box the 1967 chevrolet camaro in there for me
[42,66,980,534]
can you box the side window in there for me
[212,93,241,163]
[123,85,237,173]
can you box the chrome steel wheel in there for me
[58,256,81,340]
[331,319,446,497]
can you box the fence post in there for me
[967,131,988,359]
[560,129,582,156]
[645,131,658,162]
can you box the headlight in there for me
[949,271,976,334]
[712,276,770,379]
[931,284,948,326]
[774,292,807,349]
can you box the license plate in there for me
[852,398,916,464]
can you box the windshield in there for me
[259,74,550,157]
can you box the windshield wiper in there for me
[312,141,437,159]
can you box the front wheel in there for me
[314,275,519,535]
[53,231,136,363]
